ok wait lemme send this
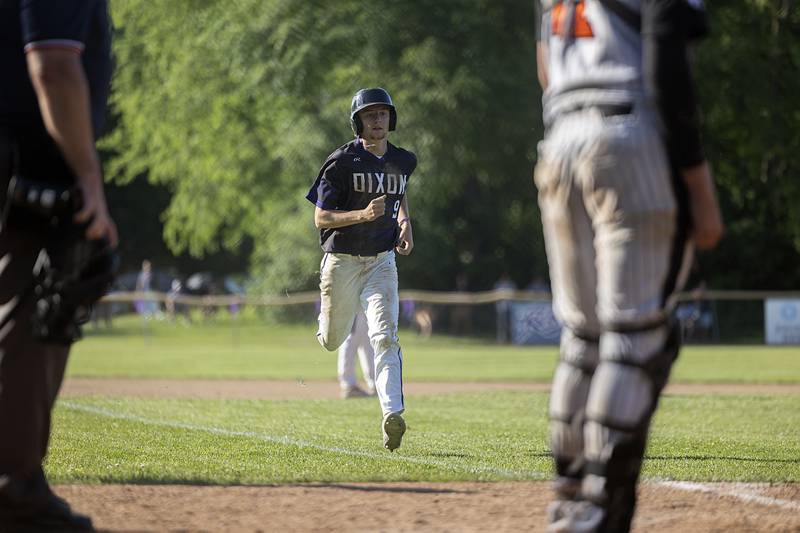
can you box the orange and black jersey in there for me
[536,0,708,168]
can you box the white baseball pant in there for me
[317,250,404,416]
[337,309,376,392]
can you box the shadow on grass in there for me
[303,483,471,494]
[82,326,152,338]
[646,455,800,464]
[425,452,471,459]
[71,479,472,494]
[424,450,552,460]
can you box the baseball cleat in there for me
[382,412,406,452]
[341,386,370,399]
[546,500,604,533]
[546,500,576,533]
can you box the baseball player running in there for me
[535,0,724,531]
[307,87,417,451]
[338,309,376,398]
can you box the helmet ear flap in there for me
[388,109,397,131]
[351,115,363,136]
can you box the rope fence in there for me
[99,289,800,308]
[91,289,800,345]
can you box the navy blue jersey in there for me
[307,139,417,255]
[0,0,112,136]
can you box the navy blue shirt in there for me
[0,0,112,136]
[307,139,417,255]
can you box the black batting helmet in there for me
[350,87,397,136]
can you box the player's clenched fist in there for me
[362,195,386,222]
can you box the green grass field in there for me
[69,315,800,383]
[50,315,800,485]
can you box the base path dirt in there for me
[55,481,800,533]
[61,378,800,400]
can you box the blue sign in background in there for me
[765,299,800,345]
[510,301,561,345]
[780,302,798,322]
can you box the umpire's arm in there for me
[24,26,117,246]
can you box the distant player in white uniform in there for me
[306,87,417,452]
[535,0,724,530]
[338,309,376,399]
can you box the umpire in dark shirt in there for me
[0,0,117,530]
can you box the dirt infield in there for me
[56,481,800,532]
[57,378,800,532]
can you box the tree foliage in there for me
[691,0,800,288]
[105,0,799,293]
[106,0,544,292]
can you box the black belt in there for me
[599,103,633,116]
[565,103,633,117]
[338,251,379,258]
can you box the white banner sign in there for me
[765,299,800,345]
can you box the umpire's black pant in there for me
[0,128,72,508]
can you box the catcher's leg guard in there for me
[582,320,680,533]
[549,328,600,499]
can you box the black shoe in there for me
[0,492,93,532]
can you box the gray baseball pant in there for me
[536,107,692,531]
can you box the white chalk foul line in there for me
[654,480,800,511]
[60,401,548,481]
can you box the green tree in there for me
[693,0,800,288]
[105,0,800,294]
[106,0,545,294]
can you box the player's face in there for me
[358,105,390,141]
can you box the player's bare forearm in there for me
[537,42,549,90]
[681,161,724,250]
[395,196,413,255]
[27,49,101,183]
[27,48,117,246]
[314,207,367,229]
[314,195,386,230]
